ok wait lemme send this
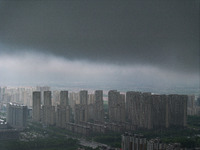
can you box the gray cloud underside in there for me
[0,0,199,74]
[0,53,198,88]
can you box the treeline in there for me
[187,115,200,129]
[90,132,121,148]
[162,136,200,148]
[0,138,78,150]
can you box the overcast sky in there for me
[0,0,199,90]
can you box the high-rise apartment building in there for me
[36,86,50,105]
[7,103,28,129]
[80,90,88,105]
[60,91,69,106]
[32,91,41,122]
[69,92,79,113]
[75,90,88,123]
[94,90,104,122]
[126,92,187,129]
[42,91,55,126]
[44,91,52,106]
[88,94,95,104]
[56,91,71,128]
[108,90,125,123]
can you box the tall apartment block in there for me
[167,94,187,127]
[75,90,88,124]
[87,90,104,122]
[69,92,79,113]
[7,103,28,129]
[32,91,41,122]
[56,91,71,128]
[42,91,56,126]
[88,94,95,104]
[94,90,104,122]
[36,86,50,105]
[80,90,88,105]
[52,90,60,106]
[108,90,125,123]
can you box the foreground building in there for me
[126,92,187,129]
[121,133,147,150]
[122,133,184,150]
[7,103,28,129]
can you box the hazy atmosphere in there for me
[0,0,199,89]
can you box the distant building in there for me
[6,103,28,129]
[32,91,41,122]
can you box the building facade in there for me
[126,92,187,129]
[32,91,41,122]
[108,90,125,123]
[7,103,28,129]
[56,91,71,128]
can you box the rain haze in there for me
[0,0,199,92]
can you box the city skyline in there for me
[0,0,199,91]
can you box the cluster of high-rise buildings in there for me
[33,91,70,128]
[126,92,187,129]
[0,86,33,107]
[32,89,189,135]
[32,90,104,129]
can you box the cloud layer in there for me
[0,53,198,89]
[0,0,199,74]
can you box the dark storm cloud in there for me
[0,0,199,73]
